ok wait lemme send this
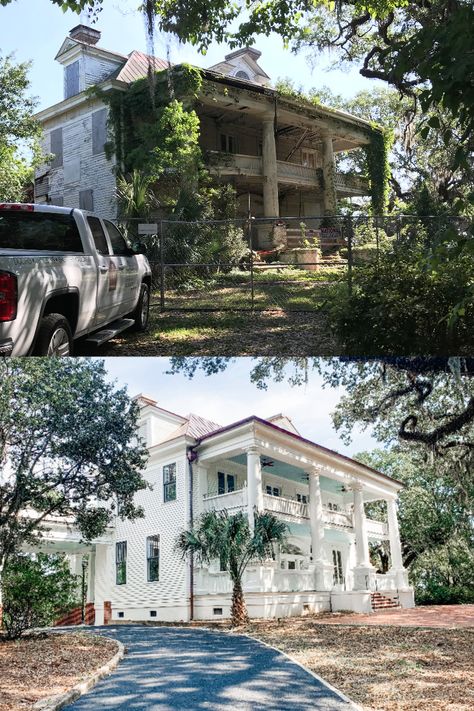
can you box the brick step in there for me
[371,592,400,610]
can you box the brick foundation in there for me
[55,602,95,626]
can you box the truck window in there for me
[103,221,131,256]
[87,217,109,255]
[0,211,83,252]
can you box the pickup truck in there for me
[0,203,152,356]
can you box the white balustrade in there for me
[263,493,309,520]
[366,519,389,538]
[202,487,247,514]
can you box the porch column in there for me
[86,551,96,604]
[308,467,333,590]
[352,483,375,590]
[386,497,408,587]
[262,115,279,218]
[93,543,112,626]
[247,446,263,531]
[321,133,337,216]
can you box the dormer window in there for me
[65,61,80,99]
[235,70,250,80]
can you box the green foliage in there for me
[365,128,393,214]
[328,229,474,354]
[0,53,42,201]
[177,509,287,623]
[1,553,80,640]
[0,359,148,571]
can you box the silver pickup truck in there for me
[0,203,152,356]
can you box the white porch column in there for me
[321,133,337,216]
[262,115,280,218]
[93,543,112,626]
[308,467,333,590]
[352,483,375,590]
[86,551,96,604]
[247,446,263,531]
[386,497,409,588]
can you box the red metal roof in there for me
[115,50,169,83]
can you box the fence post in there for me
[160,220,165,313]
[375,215,380,268]
[248,213,254,311]
[346,216,354,295]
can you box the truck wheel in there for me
[131,283,150,331]
[35,313,73,356]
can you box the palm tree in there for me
[176,509,287,625]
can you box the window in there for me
[50,128,63,169]
[302,149,316,168]
[116,541,127,585]
[104,220,131,256]
[328,502,339,512]
[146,535,160,582]
[0,212,83,252]
[235,70,250,80]
[332,549,343,585]
[266,485,281,497]
[296,493,309,504]
[288,560,296,570]
[217,472,235,495]
[220,133,237,154]
[65,61,80,98]
[79,189,94,212]
[163,463,176,502]
[87,216,109,254]
[92,108,108,155]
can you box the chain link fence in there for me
[114,215,470,313]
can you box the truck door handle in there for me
[98,265,108,273]
[117,265,125,271]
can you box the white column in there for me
[197,464,209,515]
[247,446,263,531]
[86,551,96,604]
[93,543,112,626]
[321,133,337,216]
[262,116,279,218]
[352,483,375,590]
[308,467,333,590]
[353,486,370,566]
[308,468,325,563]
[386,497,408,588]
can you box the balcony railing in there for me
[263,493,309,520]
[202,487,247,514]
[206,151,368,194]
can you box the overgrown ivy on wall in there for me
[365,127,394,215]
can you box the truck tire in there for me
[35,313,74,356]
[131,283,150,331]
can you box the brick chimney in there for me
[69,24,101,46]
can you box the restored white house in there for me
[26,395,414,625]
[34,24,376,230]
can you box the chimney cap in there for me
[69,24,101,46]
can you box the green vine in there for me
[365,126,393,215]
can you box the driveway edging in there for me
[236,631,362,710]
[32,638,125,711]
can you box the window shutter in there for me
[65,61,80,98]
[50,128,63,169]
[92,108,107,155]
[79,189,94,212]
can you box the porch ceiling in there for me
[228,454,342,493]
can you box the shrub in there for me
[1,553,80,640]
[328,232,474,354]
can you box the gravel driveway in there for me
[62,625,357,710]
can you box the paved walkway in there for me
[62,626,356,711]
[318,604,474,628]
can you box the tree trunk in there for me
[230,578,249,626]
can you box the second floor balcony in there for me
[206,151,369,195]
[202,487,388,538]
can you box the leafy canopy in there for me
[0,359,148,569]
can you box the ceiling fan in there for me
[261,458,275,468]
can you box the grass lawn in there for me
[91,267,341,356]
[243,617,473,711]
[0,632,117,711]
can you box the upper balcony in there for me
[205,151,369,195]
[202,488,388,538]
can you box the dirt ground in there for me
[0,632,118,711]
[243,616,474,711]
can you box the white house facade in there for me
[25,396,414,625]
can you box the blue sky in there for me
[0,0,379,111]
[100,357,380,458]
